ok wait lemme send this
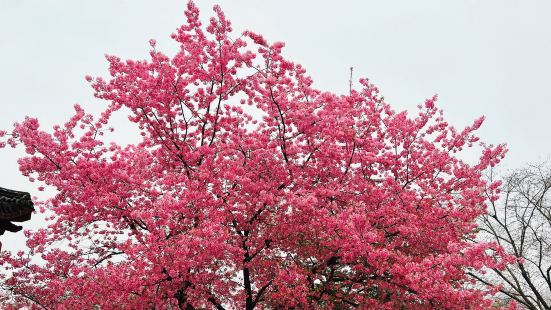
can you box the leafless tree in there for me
[473,161,551,309]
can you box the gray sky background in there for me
[1,0,550,252]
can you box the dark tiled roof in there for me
[0,187,34,222]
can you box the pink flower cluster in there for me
[0,2,511,308]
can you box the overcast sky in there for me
[1,0,551,252]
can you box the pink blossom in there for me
[0,2,509,309]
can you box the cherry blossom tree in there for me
[1,2,511,309]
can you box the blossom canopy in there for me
[0,2,509,309]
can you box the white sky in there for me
[1,0,551,252]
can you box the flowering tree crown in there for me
[0,2,509,309]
